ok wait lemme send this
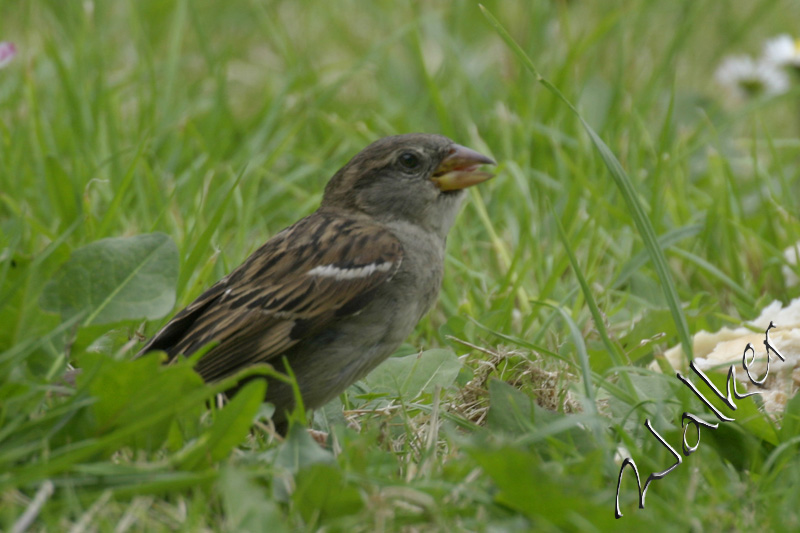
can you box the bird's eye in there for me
[397,152,421,171]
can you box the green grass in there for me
[3,0,800,530]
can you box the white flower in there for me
[783,241,800,287]
[659,297,800,416]
[763,34,800,68]
[0,42,16,69]
[715,54,789,99]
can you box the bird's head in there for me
[321,133,496,238]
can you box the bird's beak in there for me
[431,144,496,192]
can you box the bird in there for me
[138,133,496,433]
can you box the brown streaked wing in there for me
[139,211,404,382]
[136,279,229,359]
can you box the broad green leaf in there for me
[40,232,179,326]
[177,379,266,470]
[486,379,598,452]
[762,392,800,478]
[704,370,778,446]
[467,445,617,529]
[2,362,272,491]
[207,380,266,461]
[292,463,364,523]
[705,422,766,473]
[75,351,206,452]
[363,348,461,399]
[273,423,335,475]
[220,467,287,533]
[272,422,335,502]
[466,446,547,521]
[486,378,535,434]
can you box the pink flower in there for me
[0,42,17,69]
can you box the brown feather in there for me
[138,210,403,382]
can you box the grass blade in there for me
[480,4,693,361]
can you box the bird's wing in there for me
[139,212,403,382]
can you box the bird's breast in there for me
[273,221,448,411]
[386,221,446,318]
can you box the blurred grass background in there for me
[2,0,800,530]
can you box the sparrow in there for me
[138,133,496,432]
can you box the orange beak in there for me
[431,144,496,192]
